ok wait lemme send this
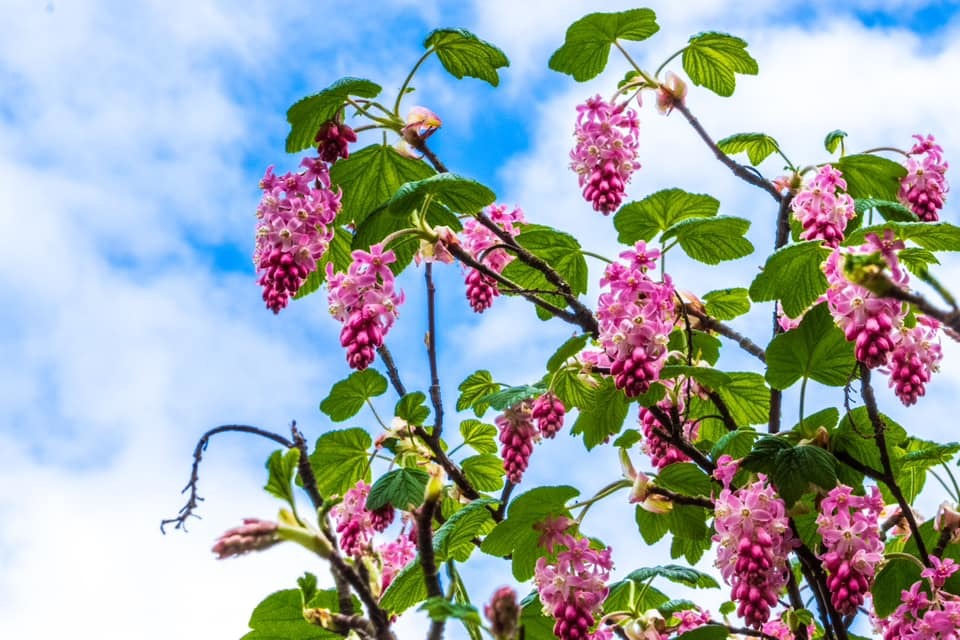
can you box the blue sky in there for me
[2,1,960,638]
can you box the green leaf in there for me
[675,625,730,640]
[460,419,498,455]
[833,406,908,474]
[717,132,780,165]
[854,197,917,223]
[264,448,301,511]
[682,32,758,97]
[605,580,670,617]
[659,365,732,390]
[710,428,758,460]
[614,189,719,244]
[396,392,430,426]
[548,9,660,81]
[286,78,382,153]
[655,463,715,497]
[898,247,940,275]
[824,129,847,154]
[636,504,670,544]
[419,597,482,625]
[520,594,558,640]
[297,572,318,604]
[702,288,750,320]
[872,555,924,617]
[765,303,856,390]
[243,589,339,639]
[771,445,838,505]
[546,334,591,373]
[387,173,496,216]
[320,369,389,422]
[622,565,720,590]
[457,370,500,417]
[614,429,642,449]
[425,29,509,86]
[479,384,543,411]
[714,372,770,426]
[662,216,753,264]
[789,407,840,442]
[309,428,372,497]
[461,454,505,492]
[379,560,427,614]
[294,226,353,299]
[792,497,822,550]
[749,241,830,318]
[741,436,793,476]
[667,505,711,564]
[550,366,592,410]
[367,468,429,511]
[434,497,497,562]
[901,442,960,468]
[846,221,960,251]
[835,154,907,201]
[571,376,631,450]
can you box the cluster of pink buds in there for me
[532,392,566,439]
[211,518,280,559]
[461,204,526,313]
[376,534,416,594]
[713,475,796,629]
[672,608,711,635]
[315,119,357,163]
[639,379,702,469]
[570,95,640,214]
[899,134,949,222]
[761,618,813,640]
[485,587,521,640]
[496,400,537,484]
[590,242,676,397]
[824,232,943,403]
[791,164,855,247]
[815,485,884,615]
[327,244,405,370]
[876,556,960,639]
[331,481,396,557]
[534,520,614,640]
[254,158,341,313]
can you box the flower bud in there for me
[484,587,520,640]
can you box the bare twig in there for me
[377,345,407,397]
[685,307,766,363]
[647,485,714,509]
[424,263,444,440]
[417,494,445,640]
[885,286,960,333]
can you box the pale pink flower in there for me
[900,134,949,222]
[570,95,641,214]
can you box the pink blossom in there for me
[331,481,376,557]
[315,120,357,163]
[532,392,566,439]
[639,385,700,470]
[656,72,687,116]
[876,554,960,639]
[211,518,279,559]
[402,106,442,144]
[887,315,943,405]
[900,134,949,222]
[497,400,537,484]
[791,164,855,247]
[570,95,641,214]
[377,534,416,593]
[461,204,526,312]
[485,587,520,640]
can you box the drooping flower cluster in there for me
[532,392,566,439]
[211,518,280,559]
[790,164,855,247]
[330,481,396,557]
[327,244,405,370]
[376,534,416,594]
[496,400,537,484]
[534,521,614,640]
[254,158,342,313]
[899,134,949,222]
[570,95,641,214]
[485,587,521,640]
[639,379,702,469]
[592,242,677,397]
[815,485,884,615]
[713,475,797,629]
[875,556,960,639]
[461,204,526,312]
[315,120,358,163]
[888,316,943,406]
[672,608,711,635]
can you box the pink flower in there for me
[485,587,520,640]
[639,387,700,470]
[461,204,526,313]
[211,518,279,559]
[900,134,949,222]
[532,393,566,439]
[377,534,416,593]
[570,95,641,214]
[886,315,943,406]
[331,481,376,557]
[497,400,537,484]
[402,106,442,144]
[656,71,687,116]
[315,120,357,163]
[791,165,855,247]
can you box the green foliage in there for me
[710,427,758,460]
[433,497,498,562]
[571,376,631,449]
[614,188,719,244]
[675,625,730,640]
[742,437,838,505]
[548,9,660,81]
[386,173,496,216]
[457,370,499,417]
[702,287,750,320]
[824,129,847,154]
[835,153,907,201]
[419,597,482,625]
[367,467,430,511]
[424,29,509,86]
[461,454,505,492]
[663,216,754,264]
[309,428,372,497]
[667,504,712,563]
[682,32,758,97]
[332,144,434,227]
[549,366,592,409]
[243,588,340,639]
[749,241,831,317]
[396,392,430,426]
[714,372,771,426]
[655,462,716,497]
[872,555,924,617]
[294,227,353,299]
[352,200,461,275]
[379,560,427,614]
[636,504,670,544]
[659,365,731,390]
[479,384,543,411]
[854,197,918,223]
[846,220,960,251]
[546,334,591,373]
[716,132,780,165]
[765,303,856,390]
[286,78,382,153]
[459,419,498,454]
[520,593,559,640]
[320,369,389,421]
[264,448,301,512]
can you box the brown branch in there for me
[794,543,844,640]
[424,263,444,440]
[414,426,481,501]
[934,526,954,557]
[647,485,714,509]
[416,494,445,640]
[785,570,809,640]
[767,195,794,435]
[160,425,293,533]
[708,621,781,640]
[328,554,397,640]
[686,308,766,363]
[647,406,715,474]
[377,345,407,397]
[706,390,738,432]
[885,286,960,333]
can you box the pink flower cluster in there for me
[824,232,943,403]
[900,134,949,222]
[639,379,703,469]
[496,400,538,484]
[376,534,416,593]
[330,480,395,557]
[791,164,855,247]
[327,244,405,370]
[815,485,884,615]
[211,518,279,559]
[532,392,566,439]
[570,95,641,214]
[876,556,960,639]
[591,242,676,397]
[315,120,357,164]
[254,159,341,313]
[534,522,614,640]
[461,204,526,313]
[713,475,797,629]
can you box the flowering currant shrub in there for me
[164,8,960,640]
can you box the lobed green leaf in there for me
[548,9,660,81]
[286,77,382,153]
[614,188,719,244]
[425,29,509,86]
[682,32,758,97]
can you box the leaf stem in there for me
[653,47,686,79]
[394,49,435,115]
[424,263,445,441]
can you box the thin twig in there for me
[794,544,843,640]
[413,426,481,501]
[686,307,766,363]
[377,345,407,397]
[424,263,444,440]
[417,495,445,640]
[647,486,714,509]
[160,425,293,533]
[786,570,810,640]
[885,286,960,333]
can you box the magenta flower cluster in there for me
[326,244,405,371]
[461,204,525,313]
[330,480,396,557]
[815,485,884,615]
[375,534,416,594]
[591,242,676,397]
[900,134,949,222]
[638,379,702,469]
[534,522,614,640]
[713,475,797,629]
[570,95,641,214]
[791,164,855,247]
[877,556,960,639]
[532,392,566,439]
[496,400,538,484]
[254,158,341,313]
